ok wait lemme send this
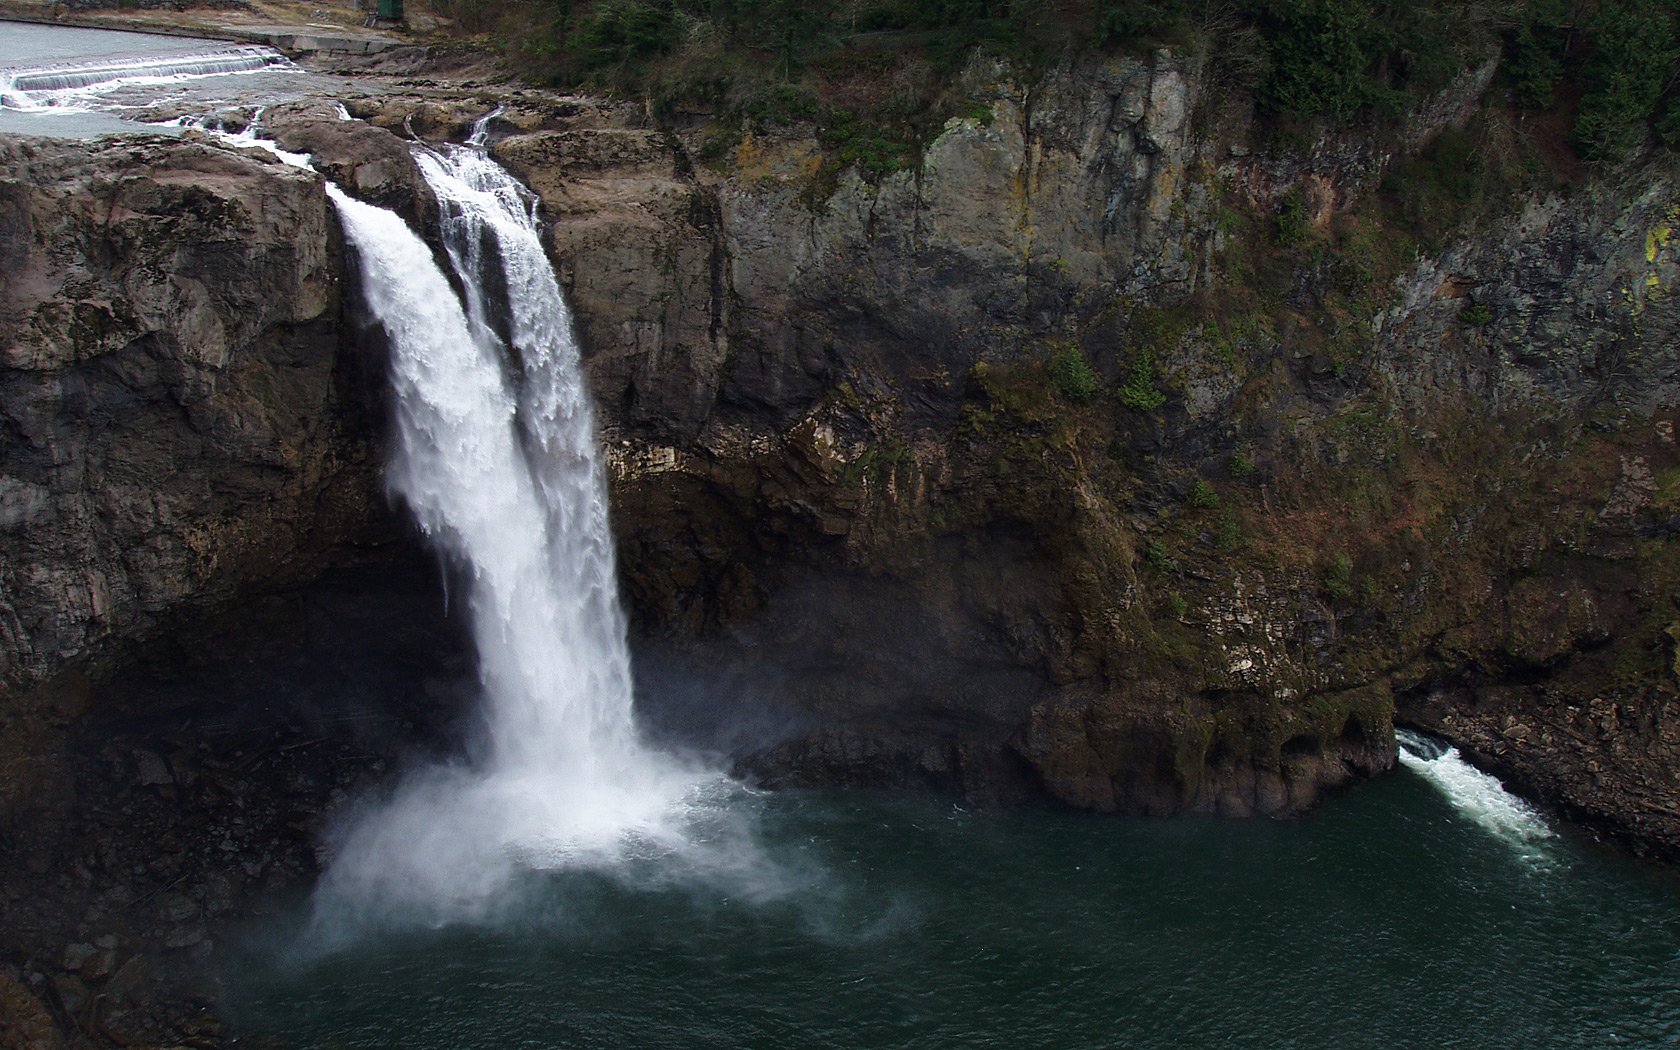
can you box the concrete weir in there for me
[0,9,401,58]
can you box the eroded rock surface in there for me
[4,48,1680,866]
[464,56,1680,841]
[476,53,1398,817]
[0,134,385,823]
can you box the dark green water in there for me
[226,762,1680,1049]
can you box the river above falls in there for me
[0,20,339,137]
[224,755,1680,1049]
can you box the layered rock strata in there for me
[2,50,1678,854]
[0,134,386,823]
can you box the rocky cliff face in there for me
[0,134,387,823]
[3,46,1678,858]
[501,52,1206,446]
[1366,174,1680,855]
[479,53,1398,816]
[474,52,1680,845]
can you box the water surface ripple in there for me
[228,767,1680,1049]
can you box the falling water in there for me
[307,123,739,930]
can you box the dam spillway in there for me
[0,21,305,136]
[0,44,291,110]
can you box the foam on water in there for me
[207,110,314,168]
[1396,728,1554,853]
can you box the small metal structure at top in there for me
[369,0,403,26]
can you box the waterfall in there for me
[0,46,292,111]
[307,125,726,928]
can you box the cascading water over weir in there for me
[266,119,751,929]
[0,45,293,111]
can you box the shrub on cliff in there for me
[1250,0,1396,119]
[1504,0,1568,109]
[1323,552,1355,600]
[570,0,683,71]
[1096,0,1186,45]
[1570,0,1679,161]
[1117,349,1168,412]
[1245,0,1466,120]
[1049,344,1100,402]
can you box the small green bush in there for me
[1660,99,1680,153]
[1253,0,1395,119]
[1049,344,1099,402]
[571,0,682,72]
[1187,479,1220,509]
[1571,0,1678,162]
[1096,0,1184,47]
[742,85,820,126]
[1276,186,1310,246]
[820,108,916,178]
[1230,448,1256,479]
[1117,349,1167,412]
[1216,513,1242,550]
[1145,540,1173,573]
[1323,552,1355,600]
[1459,302,1493,326]
[1249,0,1475,120]
[1505,0,1568,109]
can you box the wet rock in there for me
[80,950,117,983]
[263,100,441,236]
[57,944,93,973]
[0,971,66,1050]
[132,749,173,789]
[46,975,87,1022]
[0,131,389,827]
[157,894,199,924]
[103,958,149,1004]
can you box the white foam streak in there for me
[211,113,314,169]
[1396,729,1554,850]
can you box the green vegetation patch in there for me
[1049,342,1100,402]
[444,0,1680,176]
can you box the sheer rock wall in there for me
[3,53,1679,855]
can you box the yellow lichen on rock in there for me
[1645,207,1675,265]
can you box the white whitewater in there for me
[1396,728,1555,852]
[305,125,739,928]
[0,45,292,111]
